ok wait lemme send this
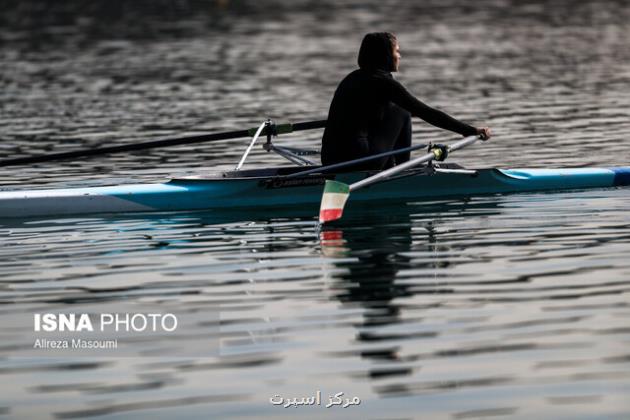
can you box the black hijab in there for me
[357,32,397,72]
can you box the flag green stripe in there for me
[324,180,350,194]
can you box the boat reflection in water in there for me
[319,199,505,384]
[316,189,630,413]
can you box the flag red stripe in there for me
[320,230,343,241]
[319,208,343,223]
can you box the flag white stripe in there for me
[320,192,349,210]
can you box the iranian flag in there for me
[318,180,350,223]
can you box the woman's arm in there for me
[382,76,482,137]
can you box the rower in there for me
[321,32,491,171]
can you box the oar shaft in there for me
[349,135,480,191]
[285,142,428,179]
[0,119,327,167]
[448,134,481,153]
[0,130,246,167]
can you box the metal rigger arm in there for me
[235,119,320,170]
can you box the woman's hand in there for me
[476,127,492,140]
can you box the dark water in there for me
[2,0,630,418]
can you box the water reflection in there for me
[2,190,630,417]
[321,201,492,383]
[318,194,630,406]
[322,211,416,381]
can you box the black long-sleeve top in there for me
[321,68,476,165]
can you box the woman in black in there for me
[321,32,491,170]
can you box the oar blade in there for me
[319,180,350,223]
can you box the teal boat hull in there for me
[1,166,629,219]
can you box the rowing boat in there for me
[1,164,629,219]
[1,119,629,221]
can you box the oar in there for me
[0,119,327,167]
[283,142,428,179]
[318,134,483,223]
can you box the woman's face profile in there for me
[392,41,401,72]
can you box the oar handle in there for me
[349,135,480,192]
[448,134,483,152]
